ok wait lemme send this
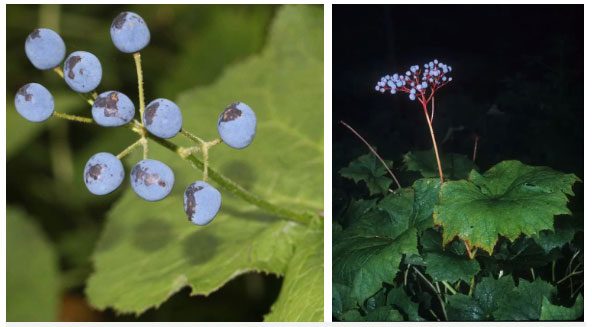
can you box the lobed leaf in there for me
[403,150,475,180]
[340,153,393,195]
[434,160,580,254]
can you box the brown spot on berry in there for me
[17,85,33,101]
[132,164,164,187]
[184,185,204,220]
[94,92,120,117]
[219,103,242,123]
[145,101,159,125]
[29,29,41,39]
[86,164,103,183]
[112,12,128,30]
[65,55,82,80]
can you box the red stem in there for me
[421,102,444,183]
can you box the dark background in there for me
[333,5,583,206]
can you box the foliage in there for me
[334,151,583,322]
[7,4,322,322]
[7,207,60,321]
[85,5,323,320]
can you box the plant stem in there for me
[556,270,583,284]
[442,281,457,295]
[146,133,316,224]
[52,111,94,124]
[339,120,402,189]
[51,115,316,225]
[552,260,556,282]
[181,128,206,144]
[468,276,475,296]
[133,52,148,159]
[53,66,64,78]
[413,266,447,321]
[530,268,536,281]
[116,138,144,159]
[421,103,444,183]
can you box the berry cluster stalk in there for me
[420,99,444,183]
[133,52,149,159]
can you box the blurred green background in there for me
[6,4,300,321]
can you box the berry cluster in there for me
[374,59,452,102]
[15,12,257,226]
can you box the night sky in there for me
[333,5,583,199]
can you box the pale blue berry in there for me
[25,28,66,70]
[184,181,222,226]
[14,83,54,123]
[63,51,102,93]
[110,12,150,53]
[144,98,183,139]
[92,91,135,127]
[130,159,174,201]
[218,102,257,149]
[83,152,124,195]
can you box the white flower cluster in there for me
[375,59,452,101]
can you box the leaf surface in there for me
[340,153,393,195]
[540,295,583,320]
[86,5,323,319]
[434,160,580,254]
[7,207,60,321]
[403,150,475,179]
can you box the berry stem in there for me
[52,66,95,105]
[116,138,144,159]
[53,66,64,78]
[51,113,318,225]
[133,52,146,124]
[421,102,444,183]
[52,111,93,124]
[133,52,149,159]
[146,133,317,225]
[180,128,206,144]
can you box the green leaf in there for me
[158,6,274,96]
[7,207,60,321]
[416,229,480,283]
[364,306,404,321]
[446,294,485,321]
[493,278,555,320]
[533,218,577,253]
[424,253,480,283]
[434,160,580,254]
[411,178,441,231]
[540,295,583,320]
[87,5,323,319]
[264,228,323,321]
[340,153,393,195]
[472,275,515,318]
[403,150,475,179]
[447,276,554,321]
[386,286,423,321]
[333,189,418,305]
[333,227,417,306]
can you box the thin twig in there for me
[339,120,401,189]
[556,270,583,284]
[413,266,447,321]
